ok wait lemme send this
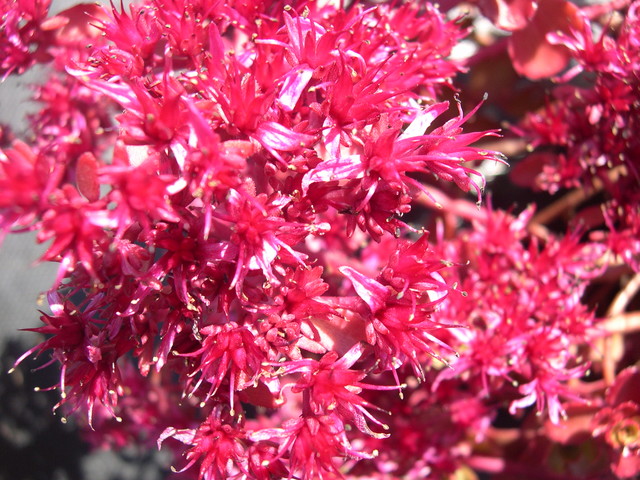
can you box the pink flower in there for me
[0,0,52,78]
[180,321,266,413]
[37,185,116,283]
[593,367,640,478]
[98,142,182,235]
[251,414,375,480]
[433,207,602,423]
[13,291,133,426]
[339,234,452,380]
[159,406,248,480]
[95,1,161,66]
[302,101,504,240]
[0,140,50,233]
[213,189,320,294]
[513,1,640,271]
[276,343,399,438]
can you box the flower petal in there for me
[339,266,388,314]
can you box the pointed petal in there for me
[278,67,313,112]
[301,155,363,193]
[400,102,449,140]
[339,266,388,313]
[253,121,315,152]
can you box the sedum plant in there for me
[1,0,639,478]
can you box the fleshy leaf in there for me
[508,0,585,79]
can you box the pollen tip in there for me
[171,466,178,473]
[60,417,67,424]
[115,416,123,423]
[7,367,14,374]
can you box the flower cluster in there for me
[1,0,639,479]
[433,206,605,424]
[513,0,640,271]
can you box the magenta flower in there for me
[0,0,53,78]
[275,343,400,438]
[339,234,453,380]
[0,140,49,233]
[433,206,603,423]
[159,406,248,480]
[512,0,640,273]
[180,321,266,412]
[593,367,640,478]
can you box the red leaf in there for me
[76,152,100,201]
[508,0,585,79]
[478,0,539,31]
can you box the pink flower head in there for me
[0,0,52,78]
[593,367,640,478]
[276,342,400,438]
[213,189,322,294]
[433,206,601,423]
[13,291,134,426]
[37,185,116,284]
[340,235,453,381]
[251,413,376,480]
[180,321,266,413]
[159,406,248,480]
[95,1,161,65]
[99,143,182,235]
[303,100,504,240]
[0,140,51,233]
